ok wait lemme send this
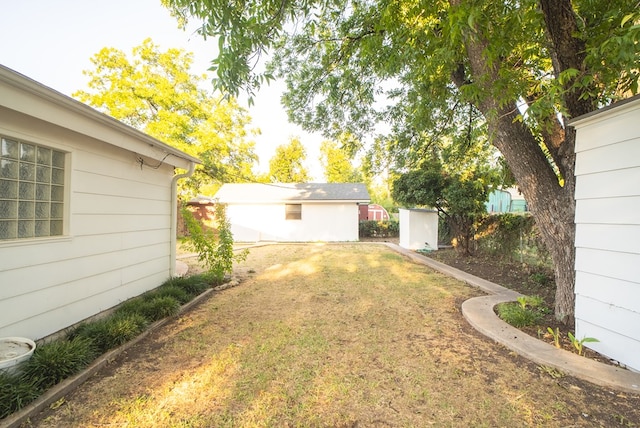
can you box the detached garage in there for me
[213,183,370,242]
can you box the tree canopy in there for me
[74,38,259,196]
[268,137,311,183]
[319,136,363,183]
[162,0,640,322]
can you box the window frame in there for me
[285,203,302,220]
[0,135,68,241]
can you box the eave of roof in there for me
[0,64,201,167]
[214,183,371,203]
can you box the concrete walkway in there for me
[386,243,640,394]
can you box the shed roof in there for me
[214,183,370,203]
[0,64,200,169]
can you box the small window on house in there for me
[0,137,66,240]
[285,203,302,220]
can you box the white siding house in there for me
[213,183,370,242]
[570,94,640,372]
[0,65,199,340]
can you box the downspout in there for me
[170,161,196,277]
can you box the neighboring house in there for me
[0,65,199,340]
[570,94,640,372]
[486,187,528,213]
[213,183,370,242]
[367,203,390,221]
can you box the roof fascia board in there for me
[0,65,200,168]
[568,94,640,128]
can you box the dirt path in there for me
[25,244,640,427]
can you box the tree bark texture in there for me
[450,0,585,323]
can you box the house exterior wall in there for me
[0,108,175,340]
[227,202,360,242]
[398,208,439,251]
[572,95,640,372]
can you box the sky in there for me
[0,0,324,180]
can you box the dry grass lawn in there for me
[25,244,640,427]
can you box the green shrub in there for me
[496,302,543,327]
[173,274,212,295]
[476,213,549,265]
[359,220,399,238]
[72,313,148,354]
[529,271,552,287]
[139,296,181,321]
[114,296,148,318]
[0,371,41,419]
[114,294,180,322]
[153,284,193,304]
[21,337,97,390]
[182,203,248,283]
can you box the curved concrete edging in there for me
[383,242,640,394]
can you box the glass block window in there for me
[285,203,302,220]
[0,137,65,240]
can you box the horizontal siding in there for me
[575,319,640,371]
[73,170,170,201]
[72,213,170,236]
[575,295,640,341]
[0,112,176,340]
[575,196,640,224]
[575,167,640,200]
[575,271,639,313]
[72,192,171,216]
[73,145,173,183]
[575,138,640,175]
[575,224,640,254]
[0,244,169,300]
[575,247,640,284]
[1,231,169,271]
[0,270,169,338]
[574,108,640,152]
[573,97,640,373]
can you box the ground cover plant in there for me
[0,273,217,420]
[24,244,640,427]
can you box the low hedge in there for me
[359,220,399,238]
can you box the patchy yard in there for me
[26,244,640,427]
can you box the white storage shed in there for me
[398,208,439,251]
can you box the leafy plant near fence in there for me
[0,273,216,420]
[182,202,248,282]
[359,220,399,238]
[475,213,549,266]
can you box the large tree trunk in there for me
[489,108,576,324]
[450,0,585,323]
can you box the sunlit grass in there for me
[31,244,631,427]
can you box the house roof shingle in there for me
[213,183,370,203]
